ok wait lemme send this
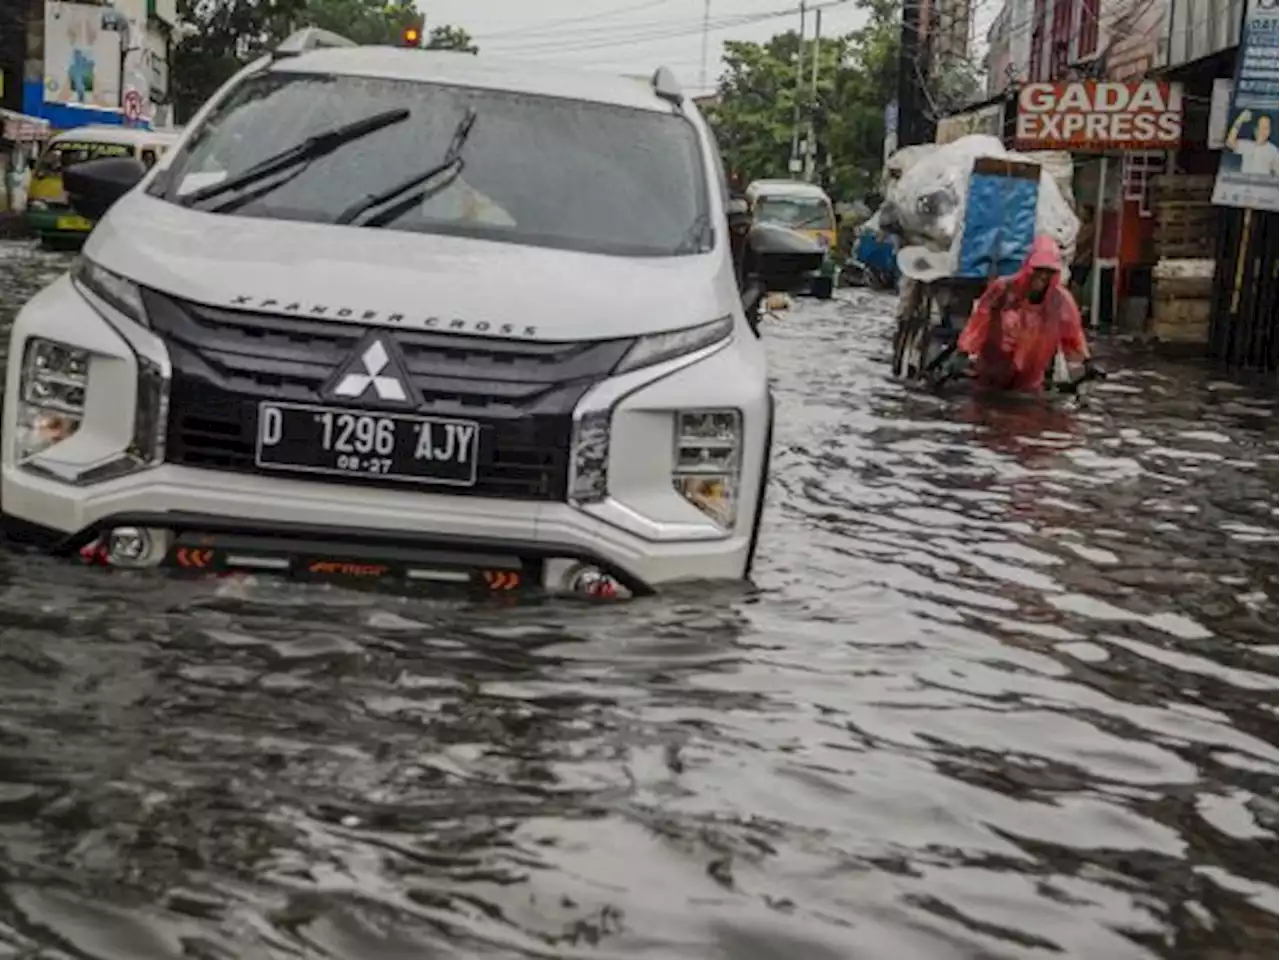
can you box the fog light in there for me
[106,527,151,564]
[563,563,630,600]
[15,339,89,462]
[569,410,610,504]
[673,409,741,528]
[100,526,167,568]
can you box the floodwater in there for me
[0,239,1276,960]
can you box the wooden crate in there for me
[1151,297,1212,326]
[1152,318,1211,343]
[1154,223,1216,258]
[1151,293,1212,344]
[1156,200,1216,228]
[1153,275,1215,300]
[1151,174,1216,202]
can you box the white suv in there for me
[2,29,820,597]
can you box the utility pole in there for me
[803,7,821,182]
[788,1,806,175]
[699,0,711,90]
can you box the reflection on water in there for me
[0,242,1276,959]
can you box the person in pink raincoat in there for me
[956,235,1095,394]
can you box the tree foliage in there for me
[170,0,476,121]
[704,0,899,202]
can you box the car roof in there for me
[269,48,679,113]
[50,125,181,146]
[746,179,830,198]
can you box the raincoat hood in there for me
[1008,235,1063,299]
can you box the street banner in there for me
[1211,0,1279,212]
[1014,81,1183,151]
[936,103,1003,144]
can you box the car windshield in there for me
[36,140,135,177]
[757,196,832,230]
[155,71,710,258]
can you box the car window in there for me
[35,140,134,177]
[757,196,832,230]
[157,72,711,258]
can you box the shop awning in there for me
[0,109,52,142]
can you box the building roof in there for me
[271,48,678,113]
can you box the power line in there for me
[469,0,674,41]
[485,0,857,56]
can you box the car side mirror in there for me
[63,156,147,222]
[746,221,824,293]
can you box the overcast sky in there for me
[419,0,877,96]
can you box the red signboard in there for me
[1015,81,1183,151]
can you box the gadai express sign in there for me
[1014,81,1183,326]
[1014,81,1184,151]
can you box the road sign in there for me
[123,89,143,123]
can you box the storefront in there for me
[1014,80,1185,329]
[0,109,51,222]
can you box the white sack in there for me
[877,134,1080,278]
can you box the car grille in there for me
[142,290,634,501]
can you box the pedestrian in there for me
[954,235,1095,394]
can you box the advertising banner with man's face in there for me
[1212,0,1279,212]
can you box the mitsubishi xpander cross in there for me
[2,29,820,597]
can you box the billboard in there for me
[43,3,124,110]
[1211,0,1279,212]
[1014,81,1184,151]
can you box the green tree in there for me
[704,0,899,202]
[425,24,478,53]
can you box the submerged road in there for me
[0,238,1276,959]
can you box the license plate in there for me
[255,402,480,487]
[55,214,93,231]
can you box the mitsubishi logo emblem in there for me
[324,334,419,407]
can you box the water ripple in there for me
[0,242,1275,958]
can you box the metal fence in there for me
[1210,209,1278,372]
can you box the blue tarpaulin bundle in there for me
[954,158,1041,280]
[856,228,900,280]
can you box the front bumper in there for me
[26,206,93,239]
[0,465,757,595]
[2,275,772,595]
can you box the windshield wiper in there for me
[336,107,478,228]
[178,108,411,209]
[674,211,714,254]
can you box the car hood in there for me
[84,192,735,342]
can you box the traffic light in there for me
[399,22,422,47]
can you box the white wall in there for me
[1007,0,1035,82]
[1158,0,1242,67]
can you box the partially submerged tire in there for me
[812,276,835,300]
[896,316,926,376]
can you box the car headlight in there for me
[19,258,169,483]
[15,339,89,462]
[612,316,732,376]
[672,409,741,528]
[71,256,148,327]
